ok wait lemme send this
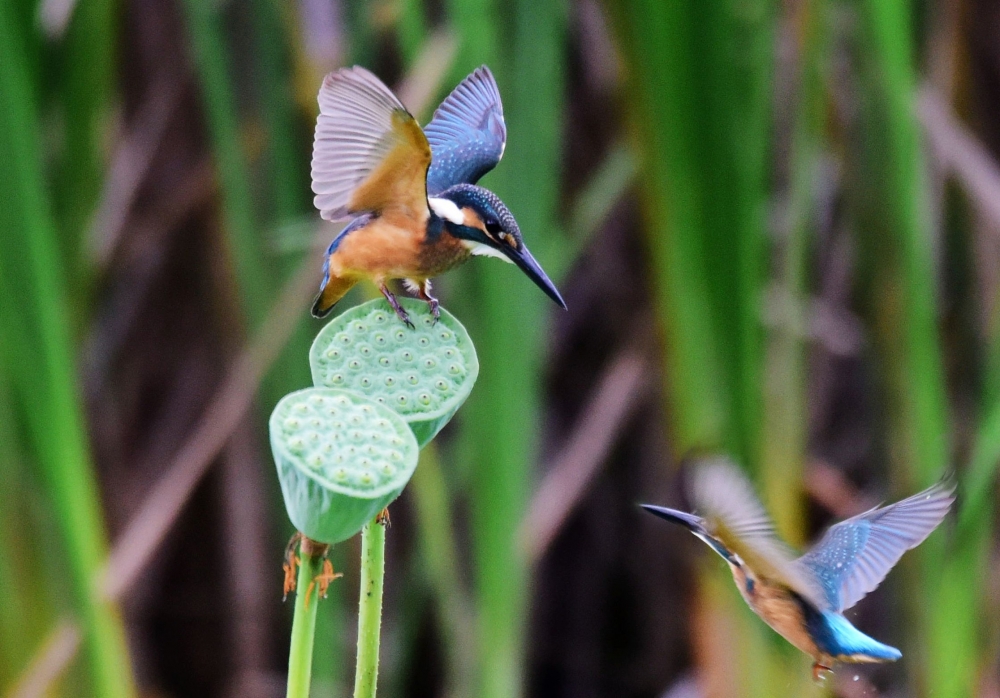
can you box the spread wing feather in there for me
[690,459,826,608]
[424,66,507,195]
[799,480,954,612]
[311,66,431,221]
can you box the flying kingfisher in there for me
[309,65,566,326]
[642,459,954,680]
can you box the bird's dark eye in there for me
[485,220,502,236]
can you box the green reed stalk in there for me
[0,4,134,695]
[353,519,387,698]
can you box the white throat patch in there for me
[428,197,464,225]
[462,240,513,263]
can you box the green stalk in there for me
[0,4,134,695]
[353,518,387,698]
[287,539,328,698]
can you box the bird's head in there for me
[429,184,566,309]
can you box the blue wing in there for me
[424,66,507,195]
[799,480,954,612]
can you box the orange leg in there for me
[378,281,414,328]
[416,280,440,321]
[811,662,832,682]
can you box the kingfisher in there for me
[641,459,954,680]
[308,64,566,326]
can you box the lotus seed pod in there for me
[270,387,419,544]
[310,298,478,447]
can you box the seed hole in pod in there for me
[381,464,395,476]
[331,374,345,384]
[339,334,352,345]
[310,417,323,428]
[334,454,344,464]
[376,397,386,404]
[288,437,305,451]
[283,417,301,431]
[360,473,373,485]
[373,312,387,323]
[389,450,403,461]
[396,394,408,406]
[335,395,351,405]
[360,458,372,468]
[374,334,387,346]
[378,356,391,367]
[361,405,373,414]
[353,322,366,333]
[449,364,462,375]
[347,446,357,456]
[365,445,378,456]
[349,414,363,425]
[335,468,348,481]
[370,431,381,441]
[439,330,452,340]
[308,455,323,468]
[360,377,372,388]
[418,392,432,405]
[418,337,430,347]
[422,317,433,326]
[348,359,362,370]
[435,380,448,391]
[423,358,437,369]
[294,403,309,414]
[359,345,373,358]
[351,430,364,441]
[444,349,456,358]
[384,375,396,387]
[326,349,341,359]
[332,420,344,431]
[394,329,406,341]
[322,441,333,452]
[407,374,419,385]
[391,437,403,446]
[307,431,321,442]
[400,350,413,362]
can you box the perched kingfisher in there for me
[309,65,566,326]
[642,459,954,680]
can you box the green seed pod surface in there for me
[270,387,419,544]
[310,298,479,447]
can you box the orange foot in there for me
[812,662,833,682]
[376,507,391,527]
[304,560,343,609]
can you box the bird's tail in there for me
[311,275,357,318]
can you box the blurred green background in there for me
[0,0,997,696]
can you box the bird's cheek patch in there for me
[461,207,488,232]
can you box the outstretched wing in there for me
[311,66,431,221]
[799,479,955,612]
[424,66,507,195]
[690,459,826,607]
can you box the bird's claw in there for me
[811,662,832,683]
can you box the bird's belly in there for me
[327,215,468,279]
[747,588,822,660]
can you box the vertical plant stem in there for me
[287,538,328,698]
[353,517,387,698]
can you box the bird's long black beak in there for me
[640,504,704,533]
[505,243,567,309]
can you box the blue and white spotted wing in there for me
[690,459,826,608]
[424,66,507,195]
[798,480,955,612]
